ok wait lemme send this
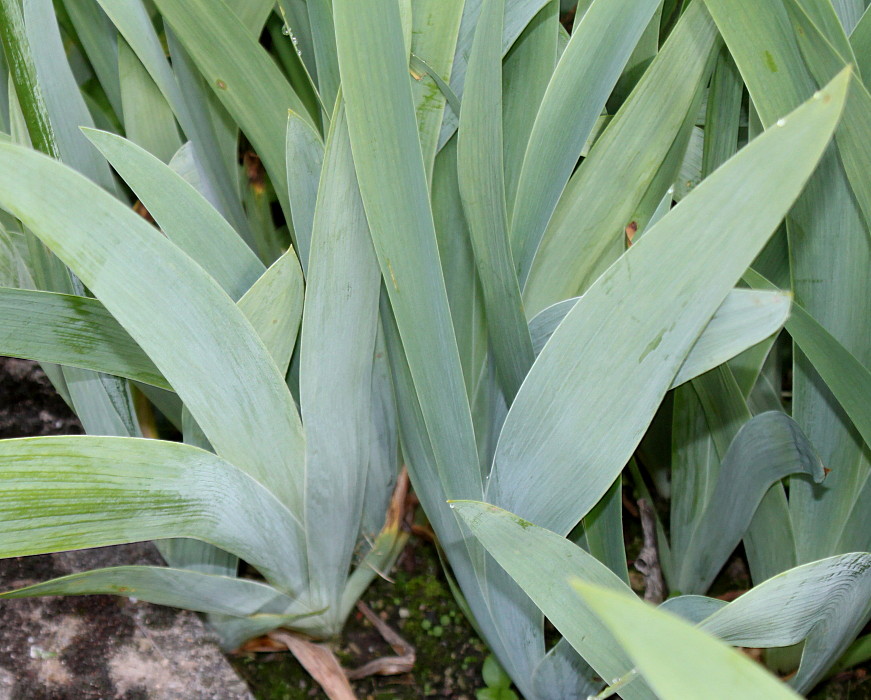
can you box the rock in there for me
[0,358,254,698]
[0,544,254,699]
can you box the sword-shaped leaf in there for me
[452,501,655,700]
[0,436,307,595]
[675,412,825,593]
[457,0,533,401]
[0,566,303,618]
[83,128,263,300]
[509,0,661,283]
[0,143,305,513]
[573,581,802,700]
[489,69,848,534]
[529,288,791,387]
[699,553,871,692]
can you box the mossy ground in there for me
[230,536,490,699]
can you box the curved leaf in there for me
[510,0,660,283]
[451,500,655,700]
[573,581,802,700]
[489,70,848,534]
[0,565,300,618]
[744,269,871,458]
[83,128,263,301]
[529,288,791,387]
[0,143,305,513]
[95,0,252,239]
[0,436,307,596]
[676,412,825,594]
[0,287,166,388]
[699,553,871,692]
[659,595,727,624]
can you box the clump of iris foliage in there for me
[0,0,868,698]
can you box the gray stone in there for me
[0,543,254,699]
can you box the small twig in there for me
[345,601,415,680]
[268,630,357,700]
[634,499,666,604]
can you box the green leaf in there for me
[334,0,481,500]
[0,246,302,388]
[744,269,871,452]
[151,0,312,220]
[477,688,518,700]
[784,1,871,231]
[675,412,825,594]
[457,0,533,401]
[582,476,629,584]
[237,249,304,377]
[439,0,553,149]
[451,501,653,700]
[83,128,264,300]
[489,69,849,534]
[509,0,661,283]
[224,0,273,35]
[852,6,871,81]
[24,0,116,190]
[707,0,870,569]
[304,0,340,115]
[482,654,512,688]
[699,553,871,692]
[432,137,487,402]
[61,0,122,118]
[703,48,742,175]
[299,102,381,628]
[0,143,305,513]
[118,38,182,163]
[0,287,166,388]
[501,2,558,213]
[572,580,803,700]
[285,110,324,274]
[529,289,792,388]
[0,228,28,287]
[530,638,601,700]
[95,0,253,241]
[410,0,465,178]
[523,1,720,314]
[0,565,304,618]
[0,436,308,596]
[791,0,857,58]
[11,0,142,440]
